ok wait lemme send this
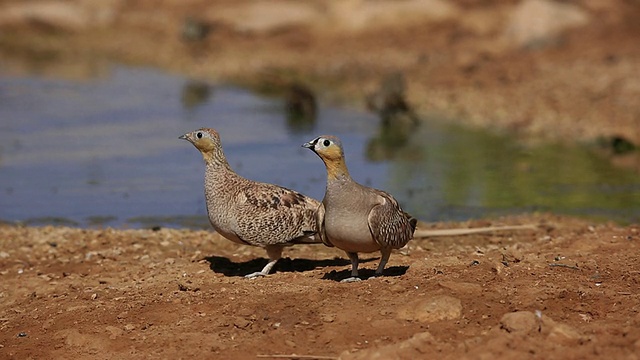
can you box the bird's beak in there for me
[302,141,314,149]
[179,134,189,141]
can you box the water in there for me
[0,65,638,228]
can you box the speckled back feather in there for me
[181,128,323,247]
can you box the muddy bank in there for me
[1,0,639,152]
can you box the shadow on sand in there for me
[204,255,351,277]
[204,255,408,280]
[321,265,409,282]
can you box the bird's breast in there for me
[324,207,380,253]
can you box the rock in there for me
[504,0,590,49]
[500,311,539,334]
[546,322,583,346]
[0,0,118,32]
[330,0,459,32]
[105,325,123,340]
[340,331,438,359]
[284,339,296,348]
[233,317,251,329]
[204,2,318,33]
[397,295,462,323]
[320,314,336,323]
[501,311,584,345]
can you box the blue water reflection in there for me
[0,65,638,228]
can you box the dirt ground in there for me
[1,0,640,358]
[1,215,639,359]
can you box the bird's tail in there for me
[404,211,418,233]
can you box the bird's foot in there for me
[340,276,362,283]
[244,272,268,279]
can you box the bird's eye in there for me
[196,132,203,139]
[323,139,331,147]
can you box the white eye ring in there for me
[322,139,331,147]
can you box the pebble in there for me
[320,314,336,323]
[233,317,251,329]
[547,322,583,345]
[284,339,296,348]
[500,311,539,333]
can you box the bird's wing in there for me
[235,183,322,245]
[367,192,415,249]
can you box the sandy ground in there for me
[1,1,640,358]
[1,215,639,359]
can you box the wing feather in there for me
[367,192,416,249]
[233,182,322,246]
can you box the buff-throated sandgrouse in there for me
[180,128,324,278]
[303,135,417,282]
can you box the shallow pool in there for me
[0,65,638,228]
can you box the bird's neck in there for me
[203,151,233,174]
[325,157,351,182]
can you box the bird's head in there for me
[302,135,349,179]
[179,128,225,164]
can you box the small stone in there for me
[284,339,296,348]
[500,311,539,333]
[320,314,336,323]
[547,323,582,345]
[105,325,123,340]
[124,324,136,331]
[233,317,251,328]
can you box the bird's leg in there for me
[245,245,283,279]
[340,252,361,283]
[373,247,392,277]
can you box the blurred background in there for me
[0,0,638,228]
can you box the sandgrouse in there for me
[303,135,417,282]
[180,128,324,278]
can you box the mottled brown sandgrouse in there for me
[303,135,417,282]
[180,128,324,278]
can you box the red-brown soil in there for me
[1,215,639,359]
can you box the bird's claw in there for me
[245,272,267,279]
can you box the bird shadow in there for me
[205,255,367,277]
[321,265,409,282]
